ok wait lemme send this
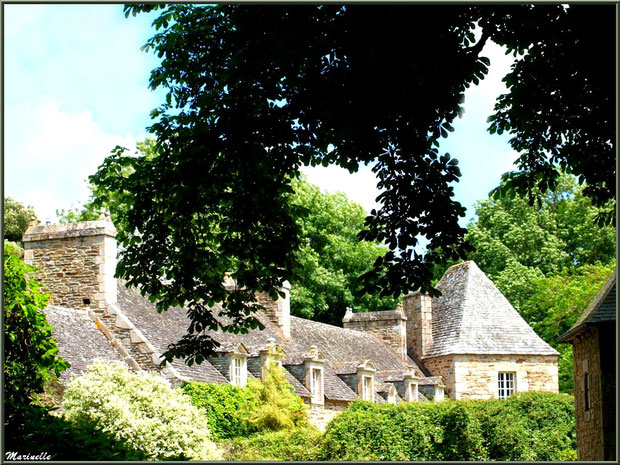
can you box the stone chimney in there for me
[22,220,118,313]
[402,291,433,360]
[342,308,408,361]
[257,281,291,339]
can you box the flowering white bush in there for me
[63,360,221,460]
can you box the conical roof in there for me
[423,261,558,358]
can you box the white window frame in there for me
[230,356,247,387]
[362,375,374,401]
[310,367,323,402]
[498,372,516,399]
[387,386,397,404]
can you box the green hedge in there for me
[322,392,576,461]
[181,381,258,440]
[224,427,323,461]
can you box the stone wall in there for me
[402,292,433,360]
[207,353,232,381]
[256,282,291,339]
[423,353,558,400]
[23,221,117,312]
[342,310,407,361]
[306,399,348,431]
[572,328,605,460]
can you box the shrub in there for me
[3,241,69,424]
[322,393,576,461]
[4,404,148,461]
[322,400,486,461]
[245,359,308,431]
[62,360,222,460]
[481,391,577,461]
[224,427,323,461]
[182,381,258,440]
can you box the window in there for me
[231,357,246,387]
[584,373,591,411]
[362,375,373,401]
[310,367,323,402]
[409,383,418,401]
[498,372,515,399]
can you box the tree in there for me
[484,5,615,214]
[63,167,398,326]
[290,179,399,326]
[90,4,614,362]
[464,174,615,310]
[58,138,160,236]
[3,197,37,243]
[433,175,615,393]
[521,263,615,393]
[3,241,69,424]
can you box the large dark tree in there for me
[91,4,615,363]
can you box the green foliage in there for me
[95,3,612,359]
[322,400,486,461]
[4,404,149,461]
[181,381,258,440]
[486,5,614,213]
[478,392,577,461]
[3,197,37,243]
[520,263,615,392]
[57,138,159,239]
[290,178,399,325]
[56,205,101,223]
[224,427,323,461]
[456,174,615,393]
[322,392,576,461]
[3,241,69,424]
[62,360,222,460]
[246,360,309,431]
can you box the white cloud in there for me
[4,97,141,222]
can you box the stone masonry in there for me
[402,291,433,360]
[23,221,117,313]
[306,399,348,432]
[571,327,604,460]
[342,309,408,361]
[423,353,558,399]
[256,282,291,340]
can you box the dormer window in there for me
[362,375,373,401]
[310,367,323,402]
[228,343,249,387]
[387,384,397,404]
[231,357,246,387]
[304,345,325,405]
[356,360,376,402]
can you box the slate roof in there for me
[423,261,559,358]
[558,271,616,342]
[44,306,128,384]
[116,282,424,402]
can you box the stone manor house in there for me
[23,219,559,428]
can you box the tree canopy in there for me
[432,174,615,393]
[463,174,615,311]
[4,241,69,424]
[90,4,615,361]
[290,178,398,326]
[4,197,38,244]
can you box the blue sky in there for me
[4,4,519,226]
